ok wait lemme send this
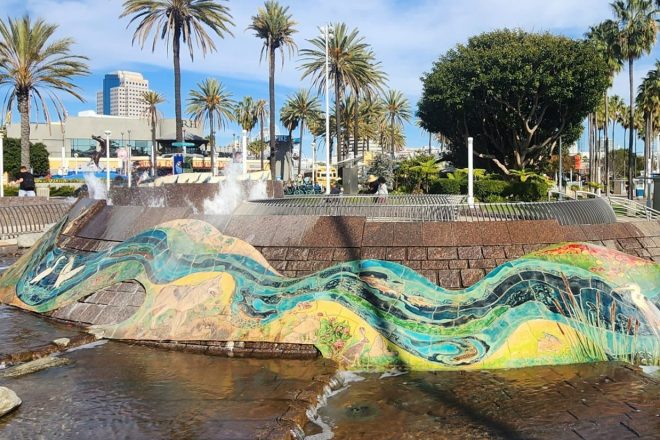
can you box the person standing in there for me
[376,176,388,195]
[13,166,36,197]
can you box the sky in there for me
[3,0,660,159]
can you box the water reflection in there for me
[0,342,333,439]
[312,362,660,439]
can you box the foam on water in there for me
[305,371,366,440]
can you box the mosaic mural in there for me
[1,217,658,370]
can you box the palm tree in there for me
[285,90,321,174]
[186,78,235,176]
[610,0,658,198]
[636,61,660,198]
[248,1,297,180]
[235,96,257,154]
[0,16,89,168]
[383,90,412,158]
[280,101,299,180]
[254,99,268,170]
[121,0,234,143]
[142,91,166,176]
[587,20,624,194]
[300,23,382,164]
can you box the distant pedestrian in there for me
[376,176,388,195]
[12,166,36,197]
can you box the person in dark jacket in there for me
[12,166,36,197]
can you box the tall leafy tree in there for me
[610,0,658,198]
[383,90,411,158]
[0,16,89,168]
[587,20,624,194]
[418,30,609,174]
[121,0,234,143]
[186,78,235,176]
[254,99,268,170]
[285,90,321,174]
[142,90,166,176]
[248,1,297,180]
[235,96,257,144]
[300,23,381,163]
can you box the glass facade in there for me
[70,138,152,158]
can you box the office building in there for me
[96,71,150,118]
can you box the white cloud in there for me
[5,0,660,146]
[12,0,632,92]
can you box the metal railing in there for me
[236,195,618,225]
[0,201,72,239]
[607,196,660,221]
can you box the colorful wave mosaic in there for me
[1,217,659,370]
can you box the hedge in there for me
[474,179,509,200]
[505,179,549,202]
[429,178,461,194]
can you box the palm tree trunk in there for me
[390,114,395,159]
[628,58,635,199]
[209,111,216,176]
[604,91,609,195]
[335,80,341,164]
[297,119,304,176]
[269,45,277,181]
[151,111,157,177]
[353,91,359,158]
[428,131,432,155]
[18,92,30,168]
[173,26,183,143]
[611,113,616,181]
[260,114,265,171]
[645,111,652,205]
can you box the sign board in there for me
[173,154,184,175]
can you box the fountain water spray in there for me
[203,163,267,215]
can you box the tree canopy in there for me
[417,29,610,174]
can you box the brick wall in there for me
[252,218,660,289]
[60,200,660,290]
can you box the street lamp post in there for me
[311,141,317,185]
[322,24,334,195]
[559,137,563,201]
[104,130,111,194]
[467,137,474,207]
[127,129,132,188]
[241,129,248,176]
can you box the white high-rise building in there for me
[96,71,151,118]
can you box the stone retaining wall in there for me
[59,199,660,289]
[249,218,660,289]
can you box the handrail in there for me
[607,196,660,221]
[236,195,618,225]
[0,201,72,239]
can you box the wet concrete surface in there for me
[0,342,336,439]
[311,363,660,439]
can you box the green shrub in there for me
[482,194,508,203]
[505,179,549,202]
[49,186,77,197]
[474,179,508,200]
[429,178,461,194]
[2,138,50,177]
[3,185,18,196]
